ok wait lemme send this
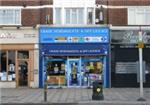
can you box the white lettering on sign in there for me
[0,33,16,39]
[123,31,149,43]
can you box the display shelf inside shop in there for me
[47,76,66,86]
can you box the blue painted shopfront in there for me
[39,27,110,88]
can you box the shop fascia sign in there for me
[0,32,36,39]
[0,33,16,39]
[123,31,149,43]
[40,27,109,43]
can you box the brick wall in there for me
[108,9,127,26]
[1,0,150,26]
[22,8,53,26]
[96,0,150,26]
[0,0,53,6]
[0,0,53,27]
[96,0,150,6]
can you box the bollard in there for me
[92,80,104,100]
[44,81,47,102]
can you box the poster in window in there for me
[8,75,12,81]
[9,64,15,72]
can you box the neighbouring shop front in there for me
[111,27,150,87]
[0,28,38,88]
[39,26,110,88]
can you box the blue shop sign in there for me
[40,43,108,56]
[39,27,109,43]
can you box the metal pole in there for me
[107,0,109,24]
[137,30,146,101]
[43,56,47,102]
[44,80,47,102]
[139,47,143,97]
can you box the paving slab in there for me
[0,88,150,105]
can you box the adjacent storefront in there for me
[39,26,110,88]
[111,27,150,87]
[0,28,38,88]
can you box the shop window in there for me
[0,50,16,81]
[145,62,150,74]
[47,61,65,75]
[81,58,103,86]
[0,51,7,81]
[8,51,16,81]
[18,51,29,59]
[46,58,66,86]
[83,62,103,74]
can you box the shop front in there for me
[111,27,150,87]
[0,28,38,88]
[39,26,110,88]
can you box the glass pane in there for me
[0,10,2,24]
[81,61,103,86]
[71,9,77,24]
[8,51,16,81]
[128,9,136,25]
[0,9,20,25]
[47,61,66,86]
[65,9,71,24]
[146,13,150,25]
[55,8,62,24]
[136,13,145,25]
[0,51,7,81]
[87,8,93,24]
[78,9,84,24]
[145,62,150,74]
[15,9,20,24]
[18,51,29,59]
[18,61,28,86]
[45,57,66,87]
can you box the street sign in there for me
[138,42,144,48]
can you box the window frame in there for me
[128,7,150,25]
[54,8,62,25]
[87,7,94,24]
[64,8,84,25]
[0,50,16,82]
[0,8,21,26]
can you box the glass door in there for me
[17,51,29,87]
[67,59,81,87]
[18,60,28,87]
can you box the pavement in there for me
[0,88,150,105]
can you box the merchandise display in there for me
[47,76,66,86]
[54,64,59,73]
[46,60,66,87]
[44,57,104,87]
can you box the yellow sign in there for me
[138,42,144,48]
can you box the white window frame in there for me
[0,8,21,25]
[53,7,95,25]
[64,8,84,25]
[54,8,62,25]
[128,7,150,25]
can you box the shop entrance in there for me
[18,60,28,87]
[68,59,81,87]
